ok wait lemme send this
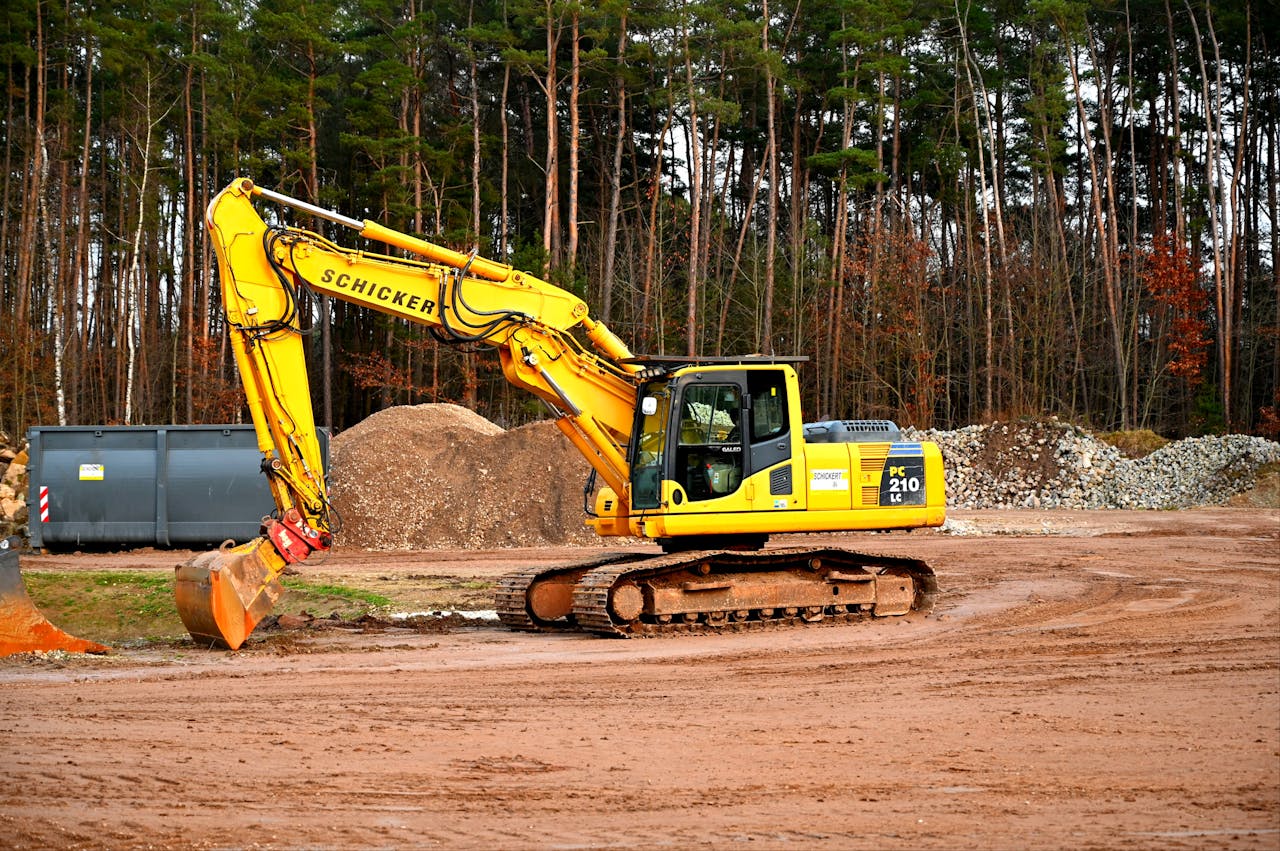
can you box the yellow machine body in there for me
[589,363,945,543]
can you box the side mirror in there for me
[641,396,658,416]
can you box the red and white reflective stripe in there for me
[39,486,49,522]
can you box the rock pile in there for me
[0,434,29,539]
[908,420,1280,510]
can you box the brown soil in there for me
[2,507,1278,850]
[973,420,1065,483]
[1230,464,1280,508]
[329,404,598,549]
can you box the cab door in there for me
[671,381,746,504]
[744,368,794,506]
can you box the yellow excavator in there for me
[174,178,946,648]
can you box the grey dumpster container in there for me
[26,425,329,549]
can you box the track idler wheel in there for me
[609,582,645,622]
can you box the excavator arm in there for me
[175,178,641,649]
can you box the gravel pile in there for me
[907,420,1280,510]
[328,404,597,550]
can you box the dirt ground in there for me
[1,508,1277,850]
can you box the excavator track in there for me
[570,547,937,637]
[496,546,936,638]
[495,552,651,631]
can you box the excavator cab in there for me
[609,357,945,551]
[628,360,799,517]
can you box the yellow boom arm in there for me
[175,178,641,649]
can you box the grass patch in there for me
[1097,428,1170,458]
[280,577,393,609]
[356,573,497,611]
[20,571,400,647]
[22,572,179,643]
[274,577,400,621]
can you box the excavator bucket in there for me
[0,545,108,657]
[174,538,285,651]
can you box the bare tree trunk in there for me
[74,34,95,424]
[717,140,767,356]
[543,0,561,272]
[1219,5,1247,428]
[39,141,66,425]
[1125,0,1144,425]
[601,14,628,324]
[298,43,333,428]
[183,9,198,423]
[1081,22,1127,427]
[1184,1,1229,428]
[391,8,417,409]
[408,0,424,237]
[825,32,859,417]
[567,12,580,272]
[791,91,809,357]
[1063,27,1128,427]
[463,5,483,411]
[1163,0,1185,245]
[13,1,45,331]
[704,62,725,322]
[499,63,511,259]
[470,40,482,246]
[682,2,702,357]
[640,107,673,353]
[125,70,161,425]
[57,160,75,422]
[199,76,212,341]
[956,3,996,419]
[1270,114,1280,410]
[0,58,13,337]
[761,1,777,356]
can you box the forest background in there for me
[0,0,1276,441]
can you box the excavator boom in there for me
[176,178,641,649]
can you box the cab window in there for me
[748,371,788,442]
[676,384,743,501]
[629,385,671,510]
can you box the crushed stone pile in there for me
[328,404,598,550]
[907,420,1280,510]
